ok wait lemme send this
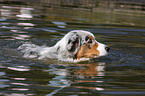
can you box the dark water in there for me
[0,3,145,96]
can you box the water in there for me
[0,2,145,96]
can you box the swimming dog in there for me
[18,30,110,62]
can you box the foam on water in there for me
[60,58,90,63]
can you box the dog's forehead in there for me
[69,30,95,38]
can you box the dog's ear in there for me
[67,34,80,57]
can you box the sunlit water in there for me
[0,2,145,96]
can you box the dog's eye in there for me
[88,39,92,43]
[85,36,92,43]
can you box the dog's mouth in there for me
[92,55,99,58]
[91,54,99,58]
[82,54,100,59]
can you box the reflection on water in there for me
[0,1,145,96]
[16,7,33,19]
[46,63,105,96]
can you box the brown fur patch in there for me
[76,37,100,59]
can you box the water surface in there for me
[0,2,145,96]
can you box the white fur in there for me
[18,30,108,62]
[97,42,108,56]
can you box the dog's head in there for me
[62,30,110,59]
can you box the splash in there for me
[59,58,90,63]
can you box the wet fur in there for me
[18,30,108,61]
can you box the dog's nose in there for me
[105,46,110,52]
